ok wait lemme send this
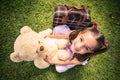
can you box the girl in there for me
[44,23,109,73]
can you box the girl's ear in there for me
[89,51,94,54]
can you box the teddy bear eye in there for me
[36,50,38,53]
[38,41,40,44]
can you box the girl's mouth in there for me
[74,47,80,52]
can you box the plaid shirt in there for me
[53,5,91,30]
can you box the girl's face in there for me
[71,31,97,54]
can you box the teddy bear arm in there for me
[38,28,52,38]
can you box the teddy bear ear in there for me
[20,26,32,34]
[10,52,23,62]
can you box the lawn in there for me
[0,0,120,80]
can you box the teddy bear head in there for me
[36,38,58,59]
[34,38,59,69]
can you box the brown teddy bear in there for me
[10,26,70,69]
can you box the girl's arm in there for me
[47,31,74,39]
[47,33,69,39]
[44,57,82,65]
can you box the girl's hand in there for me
[70,58,82,65]
[44,56,53,64]
[44,56,82,65]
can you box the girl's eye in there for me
[80,38,83,42]
[85,47,89,51]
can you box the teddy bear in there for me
[10,26,70,69]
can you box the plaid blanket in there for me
[53,5,91,30]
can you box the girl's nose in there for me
[75,43,83,51]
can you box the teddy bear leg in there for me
[10,52,23,62]
[34,56,50,69]
[57,50,70,61]
[52,50,70,61]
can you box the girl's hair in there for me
[69,23,109,62]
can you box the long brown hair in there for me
[69,23,109,62]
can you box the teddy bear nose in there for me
[40,46,44,51]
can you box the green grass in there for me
[0,0,120,80]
